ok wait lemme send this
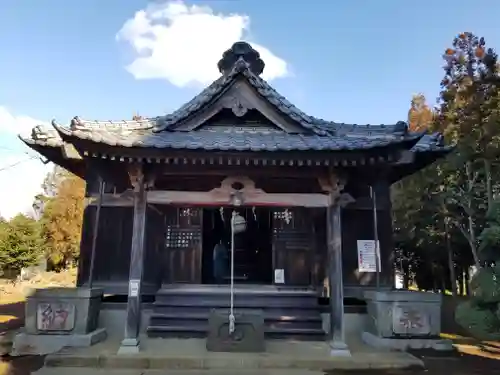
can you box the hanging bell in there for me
[232,213,247,234]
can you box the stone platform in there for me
[35,369,327,375]
[11,328,107,356]
[41,335,424,371]
[0,331,14,355]
[362,331,453,351]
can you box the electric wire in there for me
[0,145,49,169]
[0,156,39,172]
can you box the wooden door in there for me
[272,208,312,286]
[163,207,202,284]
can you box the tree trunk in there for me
[458,269,464,296]
[465,161,481,268]
[445,217,458,296]
[402,254,410,289]
[403,277,409,289]
[440,266,447,294]
[464,270,470,296]
[484,158,493,212]
[432,265,438,292]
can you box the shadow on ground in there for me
[0,355,44,375]
[0,302,25,333]
[325,345,500,375]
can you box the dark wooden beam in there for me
[154,165,330,178]
[118,165,147,354]
[88,190,330,208]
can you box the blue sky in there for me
[1,0,500,218]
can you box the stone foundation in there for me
[11,328,107,356]
[25,287,103,335]
[362,290,453,351]
[10,287,106,356]
[362,331,453,351]
[0,331,14,355]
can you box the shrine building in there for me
[20,42,451,352]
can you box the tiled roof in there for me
[20,125,63,147]
[18,42,451,157]
[19,123,450,156]
[152,58,409,137]
[153,60,331,135]
[51,123,424,152]
[412,133,453,152]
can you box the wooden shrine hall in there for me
[20,41,451,353]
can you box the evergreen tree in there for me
[0,214,43,273]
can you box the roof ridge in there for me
[312,119,410,134]
[152,61,412,138]
[239,69,325,135]
[153,63,329,135]
[68,116,156,130]
[153,72,238,132]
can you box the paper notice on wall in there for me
[129,279,140,297]
[357,240,381,273]
[274,269,285,284]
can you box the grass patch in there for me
[441,333,469,340]
[0,316,16,325]
[0,361,9,375]
[0,268,77,304]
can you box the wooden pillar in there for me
[327,190,352,356]
[118,165,147,354]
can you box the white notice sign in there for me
[274,269,285,284]
[357,240,381,273]
[129,279,140,297]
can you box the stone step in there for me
[156,286,317,297]
[34,368,326,375]
[149,286,323,340]
[147,324,325,340]
[149,312,322,322]
[149,312,323,332]
[153,296,319,309]
[152,305,321,317]
[41,338,425,371]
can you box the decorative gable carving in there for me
[173,78,307,133]
[225,95,249,117]
[195,108,285,133]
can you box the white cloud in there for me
[0,106,43,137]
[0,106,52,220]
[116,1,289,87]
